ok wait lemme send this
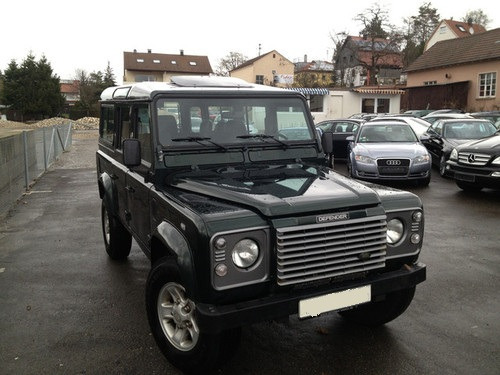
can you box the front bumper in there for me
[353,162,430,181]
[196,262,426,333]
[447,161,500,189]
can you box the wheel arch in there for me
[98,172,117,215]
[151,221,197,296]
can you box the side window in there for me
[99,105,115,144]
[136,105,152,163]
[117,106,132,149]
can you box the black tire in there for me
[456,180,482,192]
[146,258,241,374]
[101,201,132,260]
[338,287,415,327]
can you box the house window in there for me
[189,61,197,66]
[479,72,496,97]
[255,75,264,84]
[310,95,323,112]
[361,98,389,114]
[424,81,437,86]
[439,26,447,34]
[135,75,156,82]
[136,58,144,63]
[153,59,160,63]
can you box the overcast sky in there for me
[1,0,499,83]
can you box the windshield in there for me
[155,97,313,148]
[357,124,418,143]
[443,121,497,139]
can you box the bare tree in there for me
[462,9,491,28]
[215,52,248,76]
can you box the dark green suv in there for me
[97,76,426,374]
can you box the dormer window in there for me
[137,58,144,63]
[456,25,466,32]
[171,60,177,64]
[153,59,160,63]
[189,61,197,66]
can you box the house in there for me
[425,19,486,51]
[293,58,335,88]
[229,50,294,87]
[404,28,500,112]
[123,50,213,83]
[60,80,80,106]
[335,36,403,87]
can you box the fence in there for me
[0,123,73,219]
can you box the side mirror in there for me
[321,131,334,154]
[123,138,141,167]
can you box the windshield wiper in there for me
[171,137,227,151]
[236,134,289,149]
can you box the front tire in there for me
[439,155,448,177]
[101,201,132,260]
[146,258,241,374]
[456,180,482,192]
[338,287,415,327]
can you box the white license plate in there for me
[298,285,371,318]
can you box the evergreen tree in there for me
[1,53,65,121]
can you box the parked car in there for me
[422,113,473,125]
[347,121,431,186]
[469,111,500,129]
[315,118,363,159]
[420,119,498,176]
[446,132,500,191]
[368,116,431,137]
[426,109,464,116]
[349,113,379,121]
[403,109,435,117]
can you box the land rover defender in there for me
[96,76,426,374]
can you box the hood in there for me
[354,143,427,158]
[167,164,381,217]
[446,138,472,148]
[456,134,500,153]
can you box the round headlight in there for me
[387,219,404,244]
[232,239,259,269]
[412,211,423,222]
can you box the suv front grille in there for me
[276,215,387,286]
[458,152,491,166]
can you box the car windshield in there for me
[155,97,313,148]
[443,121,497,139]
[357,124,417,143]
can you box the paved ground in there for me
[0,132,499,374]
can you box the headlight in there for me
[450,148,458,161]
[492,156,500,165]
[355,154,375,164]
[413,154,430,164]
[387,219,404,245]
[232,239,259,268]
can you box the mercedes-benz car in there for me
[446,132,500,191]
[347,121,431,186]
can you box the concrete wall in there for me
[0,125,72,219]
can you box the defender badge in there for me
[316,212,350,223]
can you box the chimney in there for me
[180,49,184,56]
[148,49,152,53]
[133,49,137,53]
[304,54,308,63]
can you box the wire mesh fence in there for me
[0,123,73,219]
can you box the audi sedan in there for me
[347,122,431,186]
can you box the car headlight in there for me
[232,239,259,268]
[413,154,430,164]
[355,154,375,164]
[450,148,458,161]
[387,219,404,245]
[492,156,500,165]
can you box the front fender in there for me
[152,221,196,296]
[98,172,117,215]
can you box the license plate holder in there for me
[455,172,475,182]
[298,285,371,318]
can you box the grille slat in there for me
[276,214,387,286]
[458,152,490,166]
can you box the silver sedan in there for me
[347,122,432,186]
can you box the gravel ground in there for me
[53,130,99,169]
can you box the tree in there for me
[462,9,491,28]
[215,52,248,76]
[402,2,440,67]
[1,53,65,121]
[74,64,116,117]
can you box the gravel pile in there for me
[0,117,99,130]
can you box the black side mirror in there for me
[123,138,141,167]
[321,131,334,154]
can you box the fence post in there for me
[23,131,29,191]
[43,127,48,171]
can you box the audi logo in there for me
[386,160,401,166]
